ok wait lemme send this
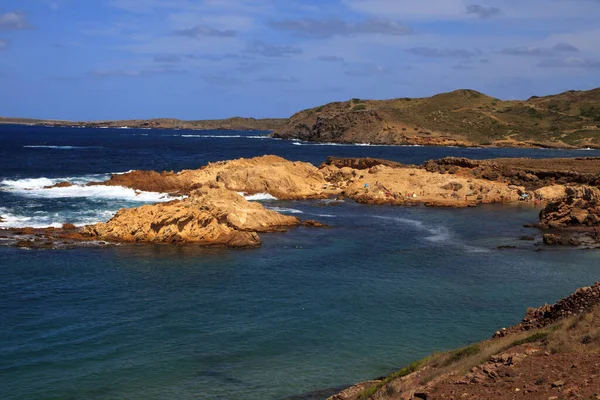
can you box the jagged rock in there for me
[90,155,329,200]
[540,186,600,228]
[493,282,600,337]
[543,234,564,245]
[80,187,299,247]
[302,220,328,228]
[43,181,73,189]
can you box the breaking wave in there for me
[239,193,278,201]
[0,176,182,202]
[23,145,104,150]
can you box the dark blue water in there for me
[2,124,600,400]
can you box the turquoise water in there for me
[3,202,600,399]
[2,125,600,399]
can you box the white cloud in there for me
[0,12,32,30]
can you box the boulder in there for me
[543,234,564,245]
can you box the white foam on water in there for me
[1,177,182,202]
[23,145,103,150]
[374,215,490,251]
[313,213,336,218]
[0,204,123,229]
[239,193,278,201]
[180,134,270,139]
[0,207,62,229]
[266,206,304,214]
[374,216,451,243]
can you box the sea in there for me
[2,124,600,400]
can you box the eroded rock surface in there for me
[540,186,600,228]
[94,155,328,200]
[80,186,299,247]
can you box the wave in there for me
[180,134,270,139]
[23,145,104,150]
[1,177,182,202]
[374,215,490,252]
[0,207,119,229]
[266,206,304,214]
[238,192,278,201]
[374,215,451,243]
[290,140,421,147]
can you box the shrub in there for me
[352,104,367,111]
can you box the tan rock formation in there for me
[96,155,328,200]
[320,163,523,207]
[80,186,299,247]
[539,185,600,228]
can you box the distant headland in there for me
[3,87,600,149]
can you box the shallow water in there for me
[1,125,600,399]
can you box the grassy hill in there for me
[273,88,600,148]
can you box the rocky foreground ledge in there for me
[5,155,600,249]
[328,283,600,400]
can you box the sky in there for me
[0,0,599,120]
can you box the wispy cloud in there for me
[88,66,186,78]
[270,18,411,38]
[0,39,9,50]
[345,64,391,77]
[256,75,299,83]
[153,54,183,63]
[202,73,241,85]
[0,12,33,30]
[539,57,600,69]
[244,41,302,57]
[318,55,345,62]
[408,47,476,58]
[501,43,579,57]
[173,25,236,39]
[466,4,502,19]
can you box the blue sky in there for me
[1,0,599,120]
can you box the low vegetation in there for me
[357,305,600,399]
[274,87,600,148]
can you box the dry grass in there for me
[359,305,600,399]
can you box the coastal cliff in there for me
[273,88,600,149]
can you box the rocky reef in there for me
[80,186,300,247]
[6,155,600,249]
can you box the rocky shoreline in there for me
[327,283,600,400]
[3,155,600,249]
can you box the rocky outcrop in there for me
[494,283,600,338]
[319,156,408,170]
[80,186,300,247]
[44,181,73,189]
[90,170,199,194]
[539,186,600,228]
[92,155,329,200]
[425,157,600,191]
[320,163,523,207]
